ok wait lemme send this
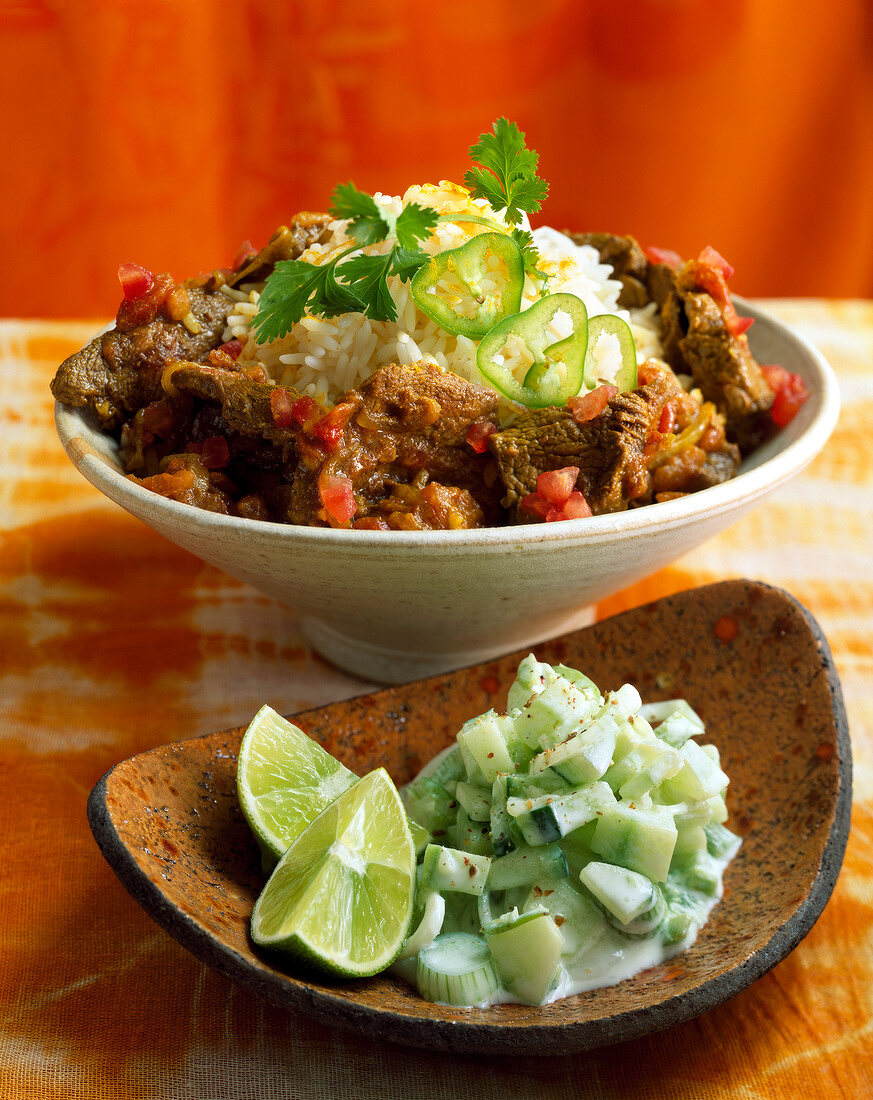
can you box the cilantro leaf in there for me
[394,201,440,250]
[464,117,549,226]
[511,227,548,284]
[330,182,391,247]
[340,253,397,321]
[250,253,365,340]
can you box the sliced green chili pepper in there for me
[583,314,638,392]
[476,293,589,408]
[410,232,524,339]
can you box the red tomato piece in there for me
[771,372,809,427]
[643,245,682,269]
[465,419,497,454]
[697,246,734,280]
[269,387,296,428]
[319,475,357,526]
[232,240,258,270]
[141,401,174,438]
[118,263,154,301]
[313,402,355,451]
[562,491,592,519]
[658,402,677,435]
[219,339,243,359]
[199,436,230,469]
[537,466,580,505]
[568,385,617,424]
[521,493,551,519]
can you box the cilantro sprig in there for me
[464,117,549,228]
[251,185,438,341]
[250,117,550,342]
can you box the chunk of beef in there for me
[645,262,774,451]
[50,287,234,430]
[288,363,503,528]
[674,289,774,451]
[167,362,298,450]
[225,213,333,288]
[489,388,655,517]
[570,232,650,308]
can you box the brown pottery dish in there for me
[87,580,851,1055]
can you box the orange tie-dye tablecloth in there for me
[1,303,871,1097]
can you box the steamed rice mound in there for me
[219,181,663,417]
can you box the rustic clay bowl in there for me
[88,580,850,1055]
[57,301,839,683]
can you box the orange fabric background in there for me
[2,0,873,320]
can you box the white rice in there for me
[222,182,663,414]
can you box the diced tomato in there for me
[536,466,580,505]
[686,250,751,338]
[118,262,154,301]
[697,245,734,280]
[521,493,551,519]
[198,435,230,469]
[568,385,617,424]
[643,245,683,269]
[761,364,809,427]
[561,491,592,519]
[269,386,296,429]
[658,402,677,434]
[465,419,497,454]
[290,394,319,427]
[232,240,258,270]
[319,474,357,526]
[219,339,243,360]
[141,401,174,439]
[313,402,356,452]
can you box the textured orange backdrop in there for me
[2,0,873,317]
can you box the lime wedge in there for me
[237,704,358,860]
[251,768,416,977]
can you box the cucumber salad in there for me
[394,656,742,1007]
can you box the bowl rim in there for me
[55,297,840,549]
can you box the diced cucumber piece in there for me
[651,711,701,749]
[531,716,617,785]
[659,740,729,803]
[485,909,564,1005]
[520,877,608,961]
[604,684,643,719]
[416,932,500,1006]
[441,890,481,934]
[591,802,678,883]
[397,889,446,960]
[661,875,711,944]
[513,679,599,750]
[578,861,656,925]
[639,698,705,739]
[613,885,666,938]
[678,850,722,896]
[506,653,561,710]
[507,782,616,846]
[489,776,515,857]
[707,792,729,824]
[558,819,598,876]
[704,821,742,861]
[670,823,708,869]
[603,738,681,800]
[457,709,517,783]
[506,771,571,798]
[487,843,569,890]
[402,775,456,835]
[419,844,491,896]
[446,807,492,856]
[455,780,491,822]
[553,664,600,694]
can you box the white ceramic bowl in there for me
[55,299,839,683]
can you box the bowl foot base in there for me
[300,606,598,684]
